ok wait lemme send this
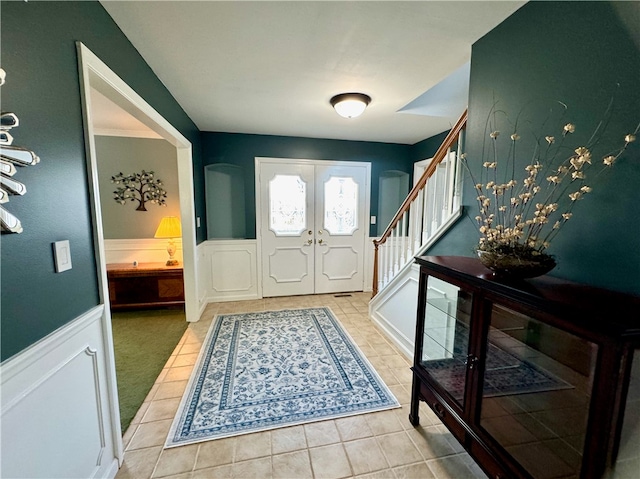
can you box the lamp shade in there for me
[154,216,182,238]
[330,93,371,119]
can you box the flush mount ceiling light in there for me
[330,93,371,119]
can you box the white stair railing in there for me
[372,110,467,297]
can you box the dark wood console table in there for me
[107,262,184,310]
[410,255,640,479]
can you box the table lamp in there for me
[154,216,182,266]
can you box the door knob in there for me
[318,239,325,245]
[308,230,313,235]
[318,230,323,235]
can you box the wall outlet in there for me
[197,217,201,228]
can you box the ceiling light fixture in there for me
[330,93,371,119]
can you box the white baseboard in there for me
[1,306,120,479]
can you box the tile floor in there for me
[115,293,488,479]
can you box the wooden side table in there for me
[106,262,184,310]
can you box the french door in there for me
[257,158,370,297]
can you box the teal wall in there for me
[201,132,415,238]
[428,1,640,296]
[0,1,204,362]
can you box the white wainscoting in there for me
[369,263,420,359]
[1,306,119,479]
[104,238,183,264]
[201,240,259,302]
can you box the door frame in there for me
[77,42,199,461]
[255,157,371,298]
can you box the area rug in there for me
[423,329,573,403]
[165,307,399,447]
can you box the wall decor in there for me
[111,170,167,211]
[0,68,41,234]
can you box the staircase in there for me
[369,110,467,358]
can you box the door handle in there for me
[318,239,325,245]
[318,230,323,235]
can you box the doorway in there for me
[256,158,370,297]
[77,42,198,459]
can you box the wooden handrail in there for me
[372,109,467,297]
[374,109,467,247]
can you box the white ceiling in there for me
[99,1,525,145]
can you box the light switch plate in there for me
[370,216,376,225]
[54,240,72,272]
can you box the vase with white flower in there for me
[462,103,638,279]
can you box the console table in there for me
[106,262,184,310]
[410,255,640,479]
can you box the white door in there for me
[258,159,369,297]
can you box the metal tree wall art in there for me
[0,68,41,234]
[111,170,167,211]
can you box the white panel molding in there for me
[197,241,209,317]
[93,127,162,139]
[369,263,420,359]
[1,306,119,479]
[201,240,259,303]
[103,238,183,264]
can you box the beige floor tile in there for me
[272,450,313,478]
[115,446,162,479]
[271,425,307,454]
[127,419,173,450]
[309,444,352,479]
[179,342,205,355]
[393,461,436,479]
[235,431,272,462]
[336,415,374,441]
[152,444,198,478]
[196,437,235,469]
[407,425,460,460]
[164,365,195,382]
[232,457,272,479]
[172,353,199,368]
[427,453,488,479]
[154,380,188,401]
[130,401,151,426]
[142,397,181,423]
[377,432,423,468]
[191,464,232,479]
[366,409,404,436]
[344,437,389,475]
[304,421,341,447]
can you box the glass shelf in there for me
[420,276,472,407]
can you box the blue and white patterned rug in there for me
[165,307,399,447]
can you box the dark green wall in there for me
[428,1,640,296]
[0,1,204,361]
[201,132,414,238]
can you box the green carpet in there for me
[111,309,188,433]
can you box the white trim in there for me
[255,157,372,298]
[1,306,118,479]
[93,127,162,139]
[76,42,200,469]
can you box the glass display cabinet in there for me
[410,256,640,479]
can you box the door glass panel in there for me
[269,174,306,236]
[480,304,597,478]
[324,176,357,235]
[420,276,473,408]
